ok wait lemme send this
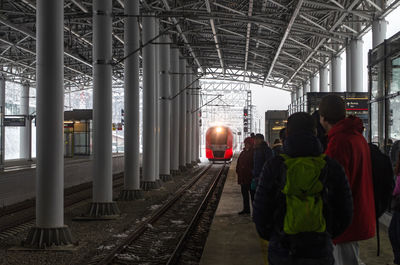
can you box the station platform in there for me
[200,155,396,265]
[0,154,125,207]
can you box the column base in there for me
[75,202,120,220]
[118,189,143,201]
[186,163,193,169]
[22,226,75,249]
[179,165,187,172]
[160,174,172,182]
[191,161,197,166]
[140,181,158,191]
[196,158,201,163]
[156,179,163,188]
[170,170,180,176]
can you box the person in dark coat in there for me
[319,95,375,265]
[251,133,273,191]
[253,112,353,265]
[272,138,283,157]
[312,110,328,152]
[236,137,254,215]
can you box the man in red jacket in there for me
[319,95,375,265]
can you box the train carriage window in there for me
[210,127,228,145]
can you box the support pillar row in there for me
[170,48,180,175]
[159,34,171,181]
[178,59,187,171]
[119,0,142,200]
[331,55,342,92]
[24,0,74,248]
[319,66,329,92]
[186,69,193,168]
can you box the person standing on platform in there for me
[389,152,400,265]
[236,137,254,215]
[251,133,273,191]
[319,95,375,265]
[272,139,283,157]
[253,112,353,265]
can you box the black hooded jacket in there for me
[252,132,353,257]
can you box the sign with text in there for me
[4,116,26,127]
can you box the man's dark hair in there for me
[250,132,255,138]
[319,95,346,125]
[286,112,316,136]
[255,133,264,140]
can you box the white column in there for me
[25,0,73,247]
[186,69,192,167]
[319,66,329,92]
[191,75,197,164]
[142,13,157,189]
[310,74,319,92]
[331,55,342,92]
[159,34,171,180]
[178,59,187,170]
[303,80,310,96]
[154,18,161,186]
[372,19,387,48]
[90,0,119,215]
[291,91,296,103]
[346,44,352,92]
[20,83,31,160]
[120,0,141,200]
[170,48,180,174]
[0,77,4,167]
[196,79,200,162]
[350,39,363,92]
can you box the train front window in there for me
[210,128,227,145]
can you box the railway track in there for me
[88,163,227,265]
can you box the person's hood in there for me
[328,116,364,140]
[283,132,323,157]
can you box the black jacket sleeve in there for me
[325,157,353,238]
[252,157,285,240]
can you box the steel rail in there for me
[97,164,215,265]
[166,164,226,265]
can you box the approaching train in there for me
[205,126,234,161]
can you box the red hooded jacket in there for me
[325,116,376,244]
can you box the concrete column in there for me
[372,19,387,48]
[191,75,197,164]
[319,66,329,92]
[331,55,342,92]
[119,0,141,200]
[291,91,296,103]
[303,80,310,96]
[24,0,73,248]
[159,34,171,181]
[20,83,31,160]
[0,77,4,167]
[179,59,187,171]
[170,48,180,174]
[196,79,200,162]
[88,0,120,216]
[186,69,192,167]
[350,39,363,92]
[310,75,319,92]
[142,13,157,189]
[154,18,161,187]
[346,44,352,92]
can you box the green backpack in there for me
[280,154,327,235]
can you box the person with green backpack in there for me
[253,112,353,265]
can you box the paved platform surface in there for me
[200,154,396,265]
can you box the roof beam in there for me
[263,0,304,85]
[205,0,224,71]
[244,0,254,71]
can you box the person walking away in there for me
[272,139,283,157]
[253,112,353,265]
[389,152,400,265]
[251,133,273,191]
[236,137,254,215]
[319,95,375,265]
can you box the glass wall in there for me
[368,31,400,164]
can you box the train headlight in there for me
[216,127,222,133]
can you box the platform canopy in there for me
[0,0,399,91]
